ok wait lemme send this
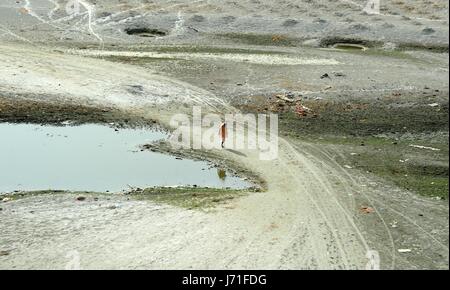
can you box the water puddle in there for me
[332,43,368,51]
[0,123,251,193]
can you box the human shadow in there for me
[225,149,247,157]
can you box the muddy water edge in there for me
[0,96,262,209]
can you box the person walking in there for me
[219,122,227,148]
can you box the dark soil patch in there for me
[125,27,167,37]
[0,96,156,128]
[236,91,449,199]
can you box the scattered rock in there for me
[320,73,330,79]
[76,196,86,201]
[428,103,439,107]
[2,197,11,203]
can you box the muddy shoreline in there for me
[0,95,263,198]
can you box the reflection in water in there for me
[217,168,227,181]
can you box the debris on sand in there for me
[409,144,441,151]
[18,8,29,15]
[428,103,439,107]
[2,197,11,203]
[0,250,10,256]
[360,206,375,214]
[275,93,295,103]
[295,102,312,117]
[398,249,412,253]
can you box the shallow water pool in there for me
[0,123,250,193]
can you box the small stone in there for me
[76,196,86,201]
